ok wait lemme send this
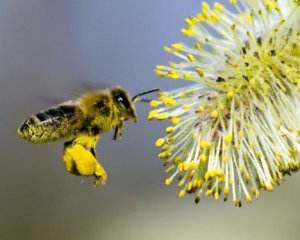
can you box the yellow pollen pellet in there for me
[227,91,235,98]
[178,190,186,198]
[165,178,173,186]
[167,70,180,80]
[178,180,185,187]
[149,100,159,107]
[166,126,175,134]
[266,185,274,191]
[196,180,203,188]
[197,14,205,21]
[224,186,230,195]
[190,16,199,24]
[163,47,172,53]
[158,113,168,120]
[192,180,198,188]
[225,134,233,143]
[195,42,201,50]
[172,43,183,51]
[182,104,190,110]
[211,110,219,118]
[202,2,210,10]
[187,54,196,62]
[276,152,282,159]
[214,2,224,10]
[216,170,224,177]
[196,68,204,77]
[246,14,252,23]
[182,162,190,171]
[158,152,168,159]
[210,169,217,177]
[148,110,158,120]
[161,145,168,151]
[154,70,166,78]
[212,12,220,22]
[200,154,207,162]
[177,163,183,172]
[214,191,219,200]
[187,182,193,192]
[205,189,213,196]
[163,97,177,107]
[155,138,165,147]
[249,78,256,85]
[190,162,198,170]
[174,156,182,165]
[265,0,276,9]
[183,73,193,80]
[171,117,180,125]
[198,105,205,112]
[184,18,193,26]
[168,62,177,68]
[159,92,168,98]
[255,190,260,199]
[181,28,196,37]
[200,141,211,149]
[219,104,225,110]
[233,199,239,206]
[156,65,165,70]
[180,92,188,98]
[165,166,174,173]
[166,137,174,144]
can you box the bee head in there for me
[111,86,137,122]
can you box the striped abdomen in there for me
[18,104,84,143]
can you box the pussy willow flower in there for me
[149,0,300,206]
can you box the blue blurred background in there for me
[1,0,300,239]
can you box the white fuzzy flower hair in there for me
[149,0,300,206]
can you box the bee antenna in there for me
[132,88,160,102]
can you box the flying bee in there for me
[18,86,159,186]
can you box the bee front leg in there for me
[113,121,124,140]
[63,141,107,186]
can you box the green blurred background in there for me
[1,0,300,239]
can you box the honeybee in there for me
[18,86,159,186]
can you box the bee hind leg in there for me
[63,141,107,186]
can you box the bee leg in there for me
[63,142,107,186]
[63,141,78,174]
[90,147,107,186]
[113,127,118,141]
[117,121,124,139]
[113,121,124,140]
[93,160,107,187]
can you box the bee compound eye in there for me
[116,94,131,109]
[117,95,124,103]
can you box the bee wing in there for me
[36,95,66,106]
[70,80,113,97]
[35,81,113,106]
